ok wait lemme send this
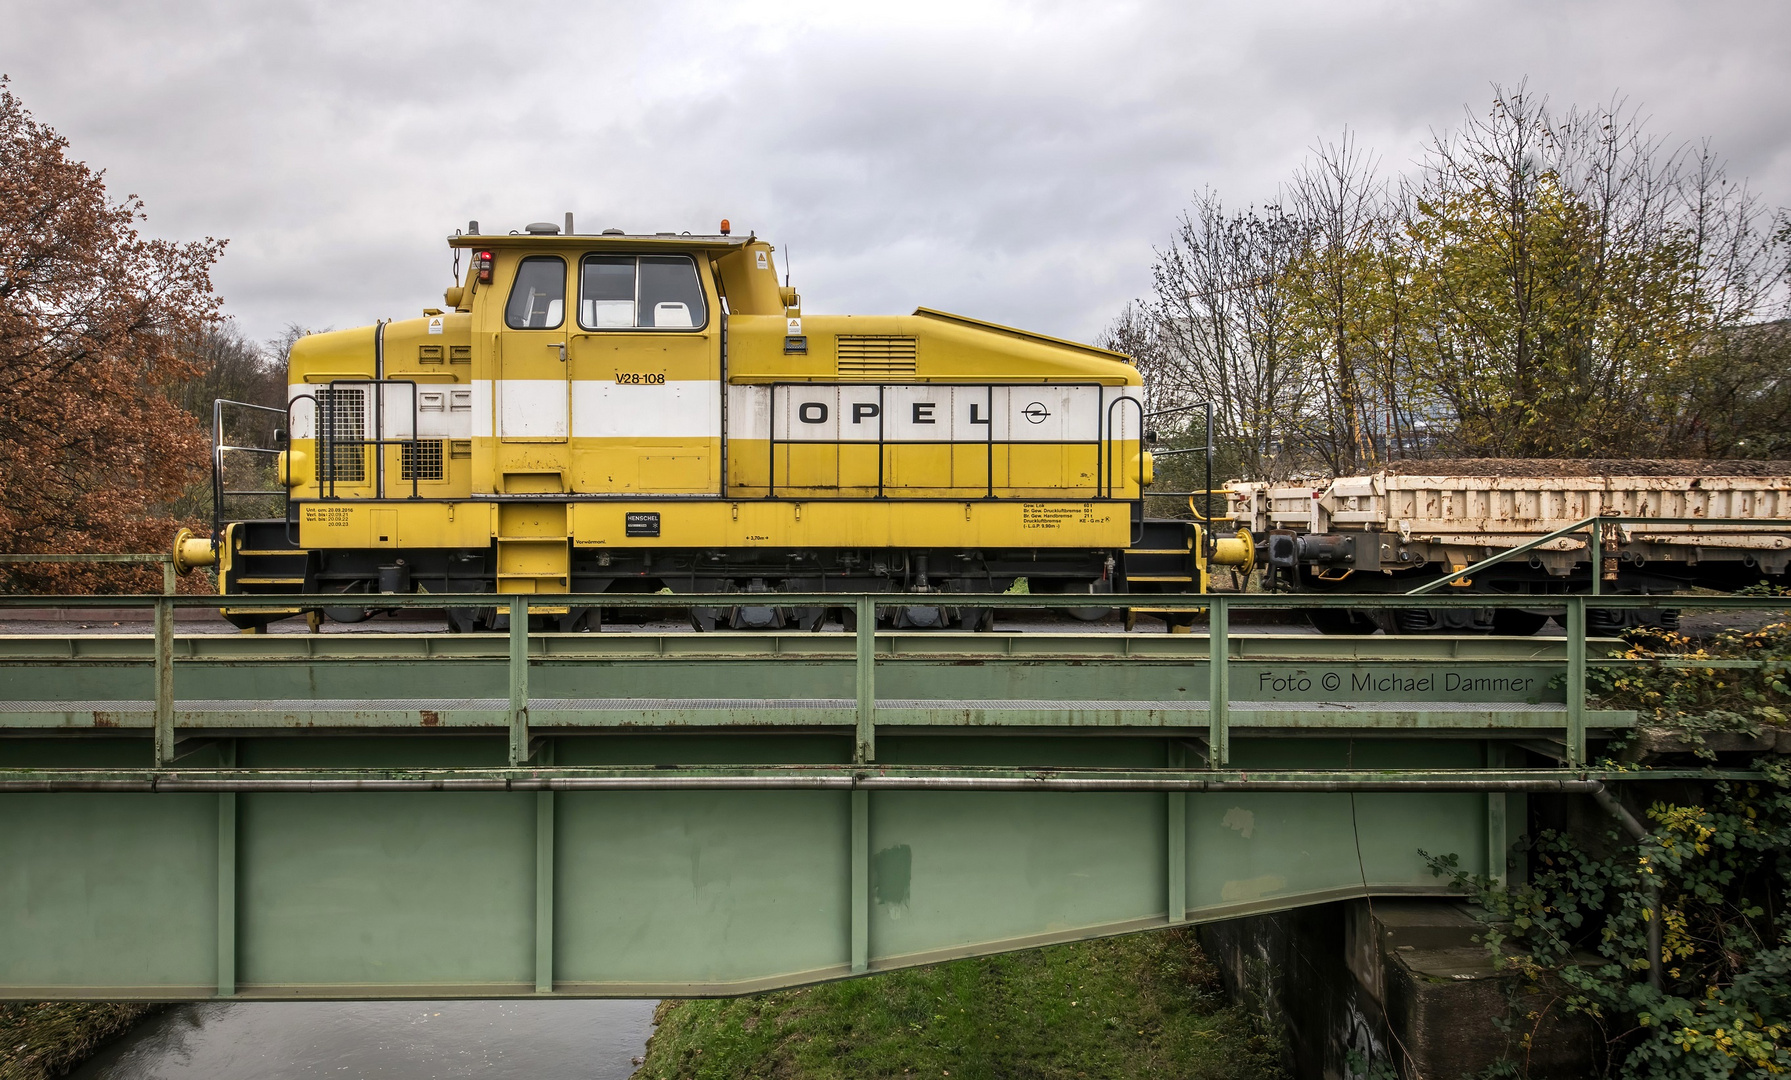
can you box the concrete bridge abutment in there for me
[1200,897,1595,1079]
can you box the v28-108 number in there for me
[615,372,666,385]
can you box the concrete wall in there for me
[1199,898,1594,1079]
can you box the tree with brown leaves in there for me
[0,77,225,592]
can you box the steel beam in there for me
[1566,598,1587,766]
[0,766,1699,793]
[509,597,530,766]
[1166,741,1186,923]
[0,701,1637,732]
[217,739,236,998]
[1485,741,1506,887]
[0,631,1596,662]
[855,596,875,763]
[535,764,554,993]
[1208,596,1229,766]
[851,788,869,972]
[153,596,173,767]
[0,766,1674,1001]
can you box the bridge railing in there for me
[0,552,178,594]
[2,565,1787,771]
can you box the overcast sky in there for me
[5,0,1789,348]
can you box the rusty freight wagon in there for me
[1228,460,1791,634]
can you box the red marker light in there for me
[475,250,493,284]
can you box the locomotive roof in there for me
[448,232,750,254]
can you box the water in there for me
[70,999,658,1080]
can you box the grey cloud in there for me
[3,0,1786,346]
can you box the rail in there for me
[3,580,1786,772]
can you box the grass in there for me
[0,1002,160,1080]
[635,929,1284,1080]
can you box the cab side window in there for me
[579,255,707,330]
[580,257,636,327]
[639,256,706,328]
[504,256,566,329]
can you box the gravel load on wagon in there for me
[1381,459,1791,478]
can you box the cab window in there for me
[504,256,566,329]
[578,254,707,330]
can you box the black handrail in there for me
[315,379,425,501]
[210,398,290,547]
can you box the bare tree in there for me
[1133,83,1788,474]
[1284,131,1394,472]
[1651,147,1790,456]
[169,321,285,424]
[1146,192,1315,480]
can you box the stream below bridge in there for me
[70,1000,657,1079]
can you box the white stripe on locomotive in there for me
[290,383,1140,445]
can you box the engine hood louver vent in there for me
[837,335,918,377]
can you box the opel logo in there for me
[1022,402,1051,424]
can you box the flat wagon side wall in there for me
[1237,473,1791,540]
[1379,475,1791,542]
[1233,472,1791,588]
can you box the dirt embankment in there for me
[1382,458,1791,478]
[0,1003,162,1080]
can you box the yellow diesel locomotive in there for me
[181,219,1211,630]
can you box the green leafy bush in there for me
[1429,778,1791,1077]
[1591,621,1791,756]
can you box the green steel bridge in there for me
[0,577,1776,1002]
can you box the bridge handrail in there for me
[0,765,1749,794]
[0,552,177,595]
[3,547,1787,772]
[0,589,1786,610]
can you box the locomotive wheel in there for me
[1388,606,1495,634]
[558,606,600,632]
[447,606,494,633]
[1038,580,1113,621]
[958,606,996,632]
[1578,606,1681,635]
[321,581,373,625]
[1307,609,1379,635]
[1490,608,1550,636]
[839,603,889,632]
